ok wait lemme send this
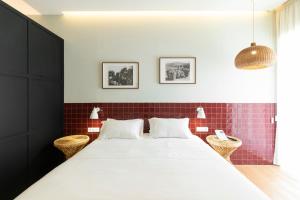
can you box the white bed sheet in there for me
[16,135,270,200]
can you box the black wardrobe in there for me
[0,1,64,199]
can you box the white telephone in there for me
[215,130,228,141]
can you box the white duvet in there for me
[16,135,270,200]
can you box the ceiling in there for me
[4,0,287,15]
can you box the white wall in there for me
[31,13,276,103]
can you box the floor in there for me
[236,165,300,200]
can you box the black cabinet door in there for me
[28,69,63,182]
[0,5,27,74]
[28,22,62,80]
[27,17,63,184]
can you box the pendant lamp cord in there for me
[252,0,255,43]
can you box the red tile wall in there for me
[64,103,276,165]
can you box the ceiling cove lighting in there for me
[234,0,276,70]
[62,10,260,17]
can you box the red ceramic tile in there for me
[64,103,276,165]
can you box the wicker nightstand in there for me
[206,135,242,163]
[54,135,90,159]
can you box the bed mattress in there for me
[16,135,270,200]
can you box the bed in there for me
[15,134,270,200]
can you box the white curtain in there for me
[274,0,300,174]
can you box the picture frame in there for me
[159,57,196,84]
[102,62,139,89]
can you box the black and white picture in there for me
[108,66,133,86]
[102,62,139,89]
[159,57,196,84]
[165,62,190,81]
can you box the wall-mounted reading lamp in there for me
[196,107,206,119]
[90,107,102,119]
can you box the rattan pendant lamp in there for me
[235,0,276,70]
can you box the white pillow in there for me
[101,119,143,139]
[106,118,144,136]
[149,118,193,138]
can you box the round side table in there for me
[206,135,242,163]
[54,135,90,159]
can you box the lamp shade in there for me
[196,107,206,119]
[235,42,276,70]
[90,107,101,119]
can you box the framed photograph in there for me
[102,62,139,89]
[159,57,196,84]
